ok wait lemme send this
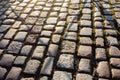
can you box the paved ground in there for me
[0,0,120,80]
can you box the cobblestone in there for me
[112,69,120,79]
[52,71,72,80]
[61,40,76,53]
[96,61,110,78]
[95,48,107,61]
[47,44,58,57]
[32,46,46,59]
[20,45,32,56]
[14,56,27,65]
[14,32,27,41]
[0,39,10,48]
[5,67,22,80]
[109,46,120,57]
[76,73,92,80]
[0,0,120,80]
[40,57,54,75]
[24,59,40,74]
[57,54,74,69]
[0,54,15,67]
[78,45,92,58]
[78,58,91,73]
[7,41,23,54]
[0,67,7,79]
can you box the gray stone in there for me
[59,13,67,20]
[0,25,10,33]
[0,49,3,56]
[79,37,92,45]
[64,32,77,41]
[110,58,120,68]
[54,27,64,34]
[14,32,27,41]
[19,25,33,31]
[94,17,103,21]
[31,26,42,33]
[80,28,92,36]
[104,16,114,21]
[82,8,91,14]
[47,44,58,57]
[50,12,58,17]
[0,67,7,79]
[94,21,103,28]
[8,41,22,54]
[12,21,22,29]
[0,39,10,48]
[40,76,48,80]
[14,56,27,65]
[96,61,110,78]
[67,23,78,31]
[102,4,111,9]
[103,9,112,15]
[105,30,117,36]
[46,17,57,24]
[0,54,15,67]
[44,25,55,30]
[81,3,92,8]
[94,12,101,17]
[21,78,34,80]
[21,45,32,56]
[53,7,61,11]
[37,37,50,45]
[95,29,103,37]
[96,38,104,47]
[3,19,15,25]
[26,34,38,44]
[40,11,48,17]
[25,17,37,25]
[67,16,78,22]
[76,73,92,80]
[96,48,107,60]
[5,67,22,80]
[78,45,92,58]
[69,9,80,15]
[70,4,79,9]
[41,31,52,37]
[40,57,54,75]
[81,14,91,20]
[36,18,46,25]
[98,78,109,80]
[82,0,91,2]
[24,59,40,74]
[57,21,66,26]
[107,36,118,46]
[61,41,76,53]
[109,46,120,57]
[52,35,61,43]
[57,54,74,69]
[115,12,120,18]
[4,29,17,39]
[52,71,72,80]
[78,59,91,73]
[71,0,80,3]
[81,20,91,27]
[60,8,67,12]
[30,11,40,17]
[32,46,46,59]
[112,69,120,79]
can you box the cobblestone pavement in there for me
[0,0,120,80]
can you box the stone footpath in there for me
[0,0,120,80]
